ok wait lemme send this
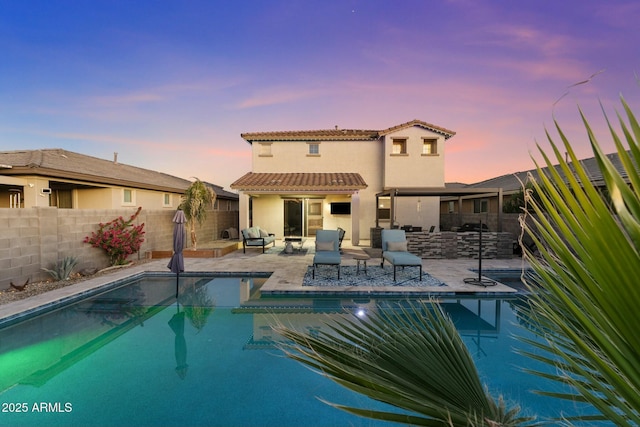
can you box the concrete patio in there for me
[0,239,529,323]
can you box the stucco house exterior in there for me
[231,119,456,244]
[0,148,239,210]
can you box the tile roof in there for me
[0,148,192,192]
[204,181,239,200]
[461,151,636,193]
[230,172,368,192]
[379,119,456,138]
[241,119,455,143]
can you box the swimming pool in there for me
[0,274,597,426]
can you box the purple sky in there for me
[1,1,639,189]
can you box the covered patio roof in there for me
[376,187,504,231]
[230,172,368,194]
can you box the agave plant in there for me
[180,178,216,250]
[275,301,537,426]
[517,96,640,425]
[42,256,79,280]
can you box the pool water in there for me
[0,275,598,426]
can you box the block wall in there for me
[0,207,239,290]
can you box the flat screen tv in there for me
[330,202,351,215]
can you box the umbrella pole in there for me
[463,219,496,287]
[175,272,179,299]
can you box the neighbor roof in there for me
[0,149,192,193]
[460,151,636,193]
[241,119,456,143]
[230,172,367,192]
[204,181,239,200]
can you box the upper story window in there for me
[307,142,320,156]
[163,193,171,207]
[422,138,437,155]
[259,143,272,157]
[391,138,407,155]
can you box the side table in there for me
[353,253,370,275]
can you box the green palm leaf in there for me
[274,300,537,426]
[518,95,640,425]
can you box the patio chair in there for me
[381,229,422,281]
[337,227,346,253]
[313,230,341,279]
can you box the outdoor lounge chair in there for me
[313,230,341,279]
[381,229,422,281]
[337,227,346,253]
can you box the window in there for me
[163,193,171,207]
[392,139,407,154]
[473,199,489,213]
[422,139,437,155]
[448,201,455,213]
[309,202,321,215]
[307,143,320,155]
[259,143,272,156]
[123,189,135,205]
[378,197,391,220]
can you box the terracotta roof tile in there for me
[241,119,455,142]
[231,172,367,192]
[241,129,379,142]
[379,119,456,138]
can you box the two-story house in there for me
[231,119,456,244]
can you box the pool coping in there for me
[0,247,529,326]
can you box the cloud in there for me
[235,86,328,109]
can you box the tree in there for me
[503,182,543,213]
[274,95,640,426]
[180,179,215,250]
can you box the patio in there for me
[0,239,527,322]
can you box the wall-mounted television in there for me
[330,202,351,215]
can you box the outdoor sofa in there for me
[241,226,276,253]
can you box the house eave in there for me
[3,167,189,193]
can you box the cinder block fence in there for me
[0,207,238,290]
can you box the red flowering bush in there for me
[84,207,146,266]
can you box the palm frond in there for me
[519,95,640,425]
[274,300,537,427]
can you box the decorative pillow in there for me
[247,228,260,239]
[259,229,269,237]
[316,241,335,251]
[386,241,407,252]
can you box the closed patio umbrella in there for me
[167,210,186,298]
[168,305,188,379]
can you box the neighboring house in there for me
[205,181,240,212]
[230,120,456,244]
[440,150,636,231]
[0,148,237,210]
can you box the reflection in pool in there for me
[0,274,593,426]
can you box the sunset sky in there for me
[1,1,639,189]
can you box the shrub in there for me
[42,256,79,280]
[84,207,146,266]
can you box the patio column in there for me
[351,191,360,245]
[239,192,250,232]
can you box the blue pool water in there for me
[0,274,599,426]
